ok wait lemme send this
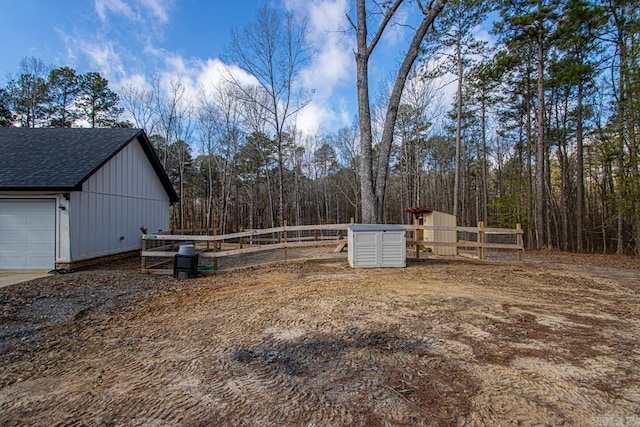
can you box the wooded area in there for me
[1,0,638,254]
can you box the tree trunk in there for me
[453,36,463,219]
[374,0,447,223]
[576,79,584,252]
[355,1,376,224]
[354,0,446,224]
[481,93,488,224]
[525,84,534,249]
[535,24,546,249]
[277,140,285,226]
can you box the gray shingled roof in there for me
[0,128,178,202]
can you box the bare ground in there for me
[1,250,640,426]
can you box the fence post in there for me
[414,217,420,260]
[141,235,147,272]
[516,223,523,261]
[478,221,485,260]
[239,228,243,249]
[283,220,288,261]
[213,235,218,273]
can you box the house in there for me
[0,128,178,270]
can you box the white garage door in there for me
[0,199,56,270]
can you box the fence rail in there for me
[140,222,523,274]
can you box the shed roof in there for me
[348,224,407,232]
[404,207,434,215]
[0,128,178,202]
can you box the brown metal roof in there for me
[403,207,434,215]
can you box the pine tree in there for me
[78,72,122,128]
[47,66,81,127]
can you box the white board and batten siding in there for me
[348,225,406,268]
[69,137,170,261]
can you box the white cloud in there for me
[113,72,150,92]
[121,54,258,115]
[283,0,355,133]
[145,50,342,136]
[94,0,172,24]
[94,0,135,22]
[142,39,165,58]
[299,42,351,101]
[472,26,496,47]
[302,0,349,32]
[78,39,125,78]
[138,0,172,24]
[196,58,258,91]
[291,0,353,92]
[296,102,334,134]
[79,0,356,135]
[163,52,188,75]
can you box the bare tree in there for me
[226,4,313,226]
[349,0,448,223]
[396,68,443,210]
[119,83,156,133]
[151,75,194,228]
[332,121,362,222]
[171,118,195,230]
[239,85,278,228]
[6,57,50,127]
[197,82,244,234]
[152,76,187,168]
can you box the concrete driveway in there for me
[0,270,50,288]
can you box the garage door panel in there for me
[26,227,52,238]
[0,199,55,270]
[0,216,23,228]
[28,255,53,266]
[26,216,51,227]
[2,229,23,240]
[25,241,47,251]
[0,255,24,269]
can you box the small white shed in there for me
[348,225,406,268]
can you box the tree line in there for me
[0,57,125,128]
[1,0,638,254]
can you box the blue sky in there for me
[0,0,358,132]
[0,0,491,134]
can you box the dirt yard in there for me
[1,250,639,426]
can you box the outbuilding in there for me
[348,224,406,268]
[0,128,178,270]
[404,207,457,256]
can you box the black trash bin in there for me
[173,245,199,278]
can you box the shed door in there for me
[380,231,405,267]
[0,199,55,270]
[353,232,379,267]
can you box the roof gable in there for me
[0,128,178,202]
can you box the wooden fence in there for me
[140,223,524,274]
